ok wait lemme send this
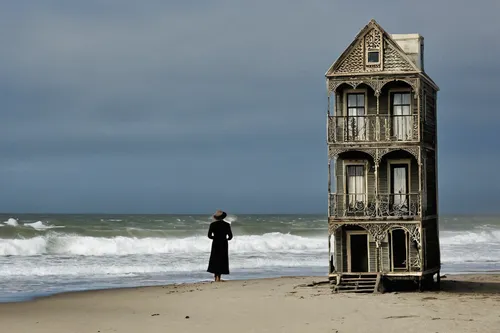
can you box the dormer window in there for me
[367,50,380,63]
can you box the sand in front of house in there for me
[1,274,499,333]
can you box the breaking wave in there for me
[440,229,500,245]
[0,232,325,256]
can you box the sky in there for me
[1,0,499,214]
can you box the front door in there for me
[390,229,408,270]
[348,233,369,272]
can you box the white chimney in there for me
[390,33,425,71]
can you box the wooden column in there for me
[327,88,331,116]
[418,147,422,217]
[418,147,424,274]
[328,159,332,217]
[374,149,379,217]
[328,234,333,273]
[374,149,380,273]
[376,93,380,141]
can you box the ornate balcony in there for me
[327,115,418,143]
[329,193,421,218]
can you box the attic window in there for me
[367,50,380,63]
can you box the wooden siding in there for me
[335,150,420,197]
[409,239,420,271]
[367,93,377,115]
[334,152,376,208]
[422,81,437,146]
[335,229,342,271]
[425,150,437,216]
[369,240,377,272]
[335,158,344,195]
[335,92,341,117]
[342,229,347,271]
[423,218,440,270]
[380,241,390,272]
[378,150,419,194]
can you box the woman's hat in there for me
[213,210,227,220]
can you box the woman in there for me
[207,210,233,282]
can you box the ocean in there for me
[0,214,499,302]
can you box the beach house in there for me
[326,19,441,292]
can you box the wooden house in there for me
[326,19,441,292]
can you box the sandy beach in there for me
[0,274,499,333]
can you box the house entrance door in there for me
[348,233,369,272]
[390,229,408,270]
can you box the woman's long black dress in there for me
[207,220,233,275]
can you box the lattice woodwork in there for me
[375,147,419,164]
[329,147,420,164]
[365,29,383,72]
[328,222,421,248]
[329,147,376,160]
[329,28,418,75]
[383,41,415,72]
[365,29,382,49]
[335,41,364,73]
[328,77,419,96]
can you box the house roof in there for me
[325,19,439,91]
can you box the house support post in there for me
[374,148,381,272]
[418,148,424,271]
[328,159,331,217]
[375,93,380,141]
[374,149,380,217]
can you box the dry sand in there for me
[1,274,499,333]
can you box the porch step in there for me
[332,274,380,294]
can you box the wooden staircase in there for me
[332,273,380,293]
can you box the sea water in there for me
[0,214,499,302]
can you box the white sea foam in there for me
[440,229,500,245]
[0,232,325,256]
[3,218,19,226]
[23,221,65,230]
[439,229,500,265]
[0,254,325,278]
[0,237,48,256]
[225,215,237,224]
[1,229,499,260]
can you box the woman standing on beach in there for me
[207,210,233,282]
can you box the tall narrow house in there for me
[326,20,440,292]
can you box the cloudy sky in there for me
[1,1,499,214]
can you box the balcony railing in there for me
[328,115,418,143]
[329,193,421,218]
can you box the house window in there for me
[367,50,380,63]
[390,163,409,209]
[346,165,365,208]
[391,92,412,140]
[346,93,366,140]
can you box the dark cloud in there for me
[0,0,499,213]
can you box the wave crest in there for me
[0,232,324,256]
[440,229,500,245]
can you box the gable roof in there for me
[325,19,423,77]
